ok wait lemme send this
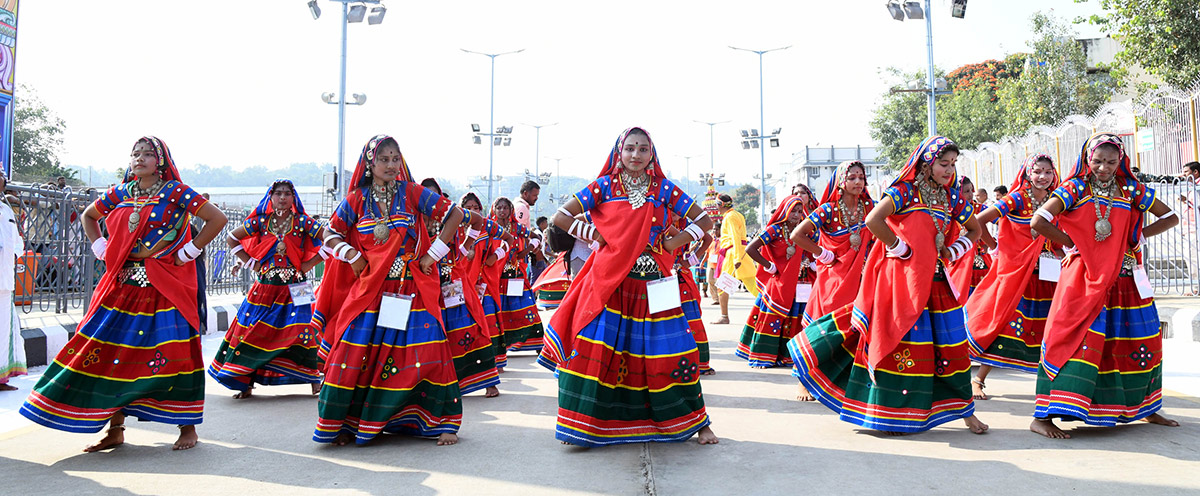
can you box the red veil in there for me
[239,179,322,268]
[966,154,1060,351]
[752,195,810,312]
[312,135,446,348]
[83,136,203,331]
[853,136,964,375]
[542,127,677,367]
[1041,133,1147,378]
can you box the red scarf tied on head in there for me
[240,179,322,268]
[966,154,1061,353]
[1041,132,1149,378]
[312,134,446,349]
[854,136,966,377]
[542,127,680,367]
[84,136,203,331]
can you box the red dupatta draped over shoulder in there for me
[806,160,876,321]
[1041,133,1147,379]
[543,127,681,367]
[966,154,1060,351]
[854,136,964,376]
[312,135,447,348]
[753,195,810,311]
[239,179,323,268]
[82,136,204,331]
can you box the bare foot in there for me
[709,316,729,325]
[437,433,459,446]
[796,384,815,402]
[333,432,354,446]
[701,369,716,376]
[173,425,199,450]
[83,425,125,452]
[1144,413,1180,427]
[232,387,253,399]
[697,426,719,445]
[497,368,506,374]
[709,300,720,306]
[311,382,322,395]
[1030,418,1070,439]
[964,415,989,434]
[971,377,988,401]
[0,383,17,391]
[484,386,500,398]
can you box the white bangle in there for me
[427,238,450,260]
[346,250,362,265]
[467,227,482,239]
[817,247,835,264]
[557,206,573,218]
[226,232,239,243]
[230,245,245,257]
[530,238,541,249]
[91,238,108,261]
[333,242,352,262]
[318,245,332,260]
[886,238,909,257]
[1160,210,1177,220]
[1034,208,1055,223]
[177,240,202,263]
[323,232,343,244]
[765,261,777,274]
[494,247,507,259]
[683,223,705,242]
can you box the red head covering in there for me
[820,160,873,205]
[1010,153,1060,193]
[597,127,665,180]
[347,134,415,194]
[766,194,805,228]
[1066,132,1135,182]
[892,136,958,192]
[124,136,184,183]
[240,179,321,268]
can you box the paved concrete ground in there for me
[2,290,1200,495]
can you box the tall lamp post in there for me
[309,0,386,201]
[886,0,963,135]
[462,48,525,207]
[694,120,731,174]
[731,44,789,228]
[521,121,557,217]
[675,154,704,198]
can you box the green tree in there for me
[868,68,930,168]
[12,84,76,182]
[732,183,760,231]
[997,12,1120,136]
[1078,0,1200,89]
[938,55,1026,150]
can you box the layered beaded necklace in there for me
[371,180,398,243]
[917,178,950,250]
[837,196,865,249]
[1090,175,1118,242]
[126,177,164,233]
[268,211,292,256]
[1026,187,1050,238]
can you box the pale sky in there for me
[17,0,1105,189]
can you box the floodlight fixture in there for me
[741,141,751,150]
[750,129,760,137]
[350,93,367,105]
[740,130,750,138]
[321,92,335,103]
[307,0,321,20]
[935,77,948,90]
[503,126,513,134]
[903,1,924,19]
[471,123,481,133]
[494,137,502,146]
[769,138,780,148]
[886,1,904,21]
[751,141,760,149]
[368,5,387,24]
[347,4,367,23]
[771,128,782,135]
[503,138,512,146]
[951,0,967,18]
[473,136,482,145]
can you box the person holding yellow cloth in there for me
[712,194,759,324]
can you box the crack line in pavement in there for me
[640,442,657,495]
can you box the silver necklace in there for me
[620,171,650,209]
[1090,176,1117,242]
[917,179,949,250]
[838,197,864,249]
[126,177,164,233]
[1026,188,1049,238]
[269,212,292,256]
[371,181,398,243]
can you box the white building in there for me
[776,145,890,204]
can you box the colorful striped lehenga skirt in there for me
[314,275,462,444]
[21,261,205,432]
[788,272,976,433]
[737,287,805,368]
[966,270,1055,373]
[1034,273,1163,426]
[442,298,500,395]
[500,270,545,353]
[679,270,711,373]
[540,270,711,447]
[208,275,321,391]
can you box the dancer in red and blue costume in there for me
[21,136,228,451]
[541,126,718,447]
[671,213,715,374]
[1028,132,1180,438]
[487,198,546,354]
[208,179,325,398]
[309,134,466,446]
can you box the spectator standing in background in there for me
[993,185,1008,202]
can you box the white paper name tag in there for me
[716,273,740,294]
[288,282,315,306]
[506,278,525,297]
[795,283,813,303]
[1038,256,1062,282]
[946,276,961,301]
[442,279,465,308]
[646,276,682,314]
[378,293,414,330]
[1134,264,1155,299]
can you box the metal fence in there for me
[6,183,262,314]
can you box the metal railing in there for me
[1143,180,1200,295]
[5,183,274,314]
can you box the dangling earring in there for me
[365,168,372,178]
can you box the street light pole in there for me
[336,1,348,198]
[924,0,937,135]
[676,154,703,198]
[522,122,558,217]
[462,48,524,208]
[694,120,730,175]
[731,45,790,228]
